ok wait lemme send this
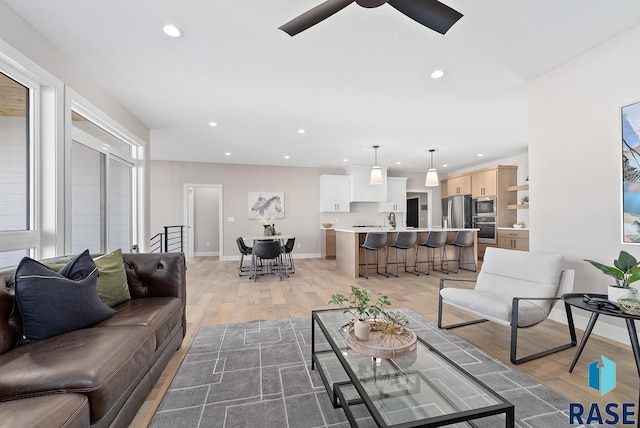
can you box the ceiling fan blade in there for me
[279,0,355,36]
[387,0,462,34]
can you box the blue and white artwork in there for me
[248,192,284,220]
[622,101,640,243]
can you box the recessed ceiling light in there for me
[395,161,401,165]
[297,129,306,134]
[442,164,448,167]
[208,121,218,127]
[224,152,231,156]
[477,153,484,157]
[343,159,349,162]
[162,24,183,38]
[430,69,445,79]
[284,155,290,159]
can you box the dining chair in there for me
[250,240,288,281]
[235,237,253,276]
[281,237,296,274]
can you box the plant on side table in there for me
[584,250,640,305]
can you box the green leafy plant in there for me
[328,285,390,321]
[585,251,640,289]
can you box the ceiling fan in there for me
[279,0,463,37]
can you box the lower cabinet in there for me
[321,229,336,259]
[497,229,529,251]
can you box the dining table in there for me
[241,234,294,280]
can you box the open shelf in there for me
[507,184,529,192]
[508,203,529,210]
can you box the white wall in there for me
[529,25,640,342]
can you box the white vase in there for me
[353,319,371,341]
[608,285,636,302]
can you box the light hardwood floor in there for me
[130,256,638,427]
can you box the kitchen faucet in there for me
[388,212,396,229]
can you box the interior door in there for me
[407,198,419,228]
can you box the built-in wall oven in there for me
[473,216,497,244]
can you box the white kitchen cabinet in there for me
[379,177,407,212]
[320,175,350,212]
[347,166,387,202]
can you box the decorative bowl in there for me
[322,223,333,228]
[513,224,524,228]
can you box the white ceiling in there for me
[5,0,640,174]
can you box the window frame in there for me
[65,89,143,255]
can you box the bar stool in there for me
[386,231,419,277]
[448,230,477,273]
[235,237,253,276]
[416,230,449,275]
[359,232,388,279]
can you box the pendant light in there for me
[425,149,439,187]
[370,145,383,185]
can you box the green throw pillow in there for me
[94,249,131,307]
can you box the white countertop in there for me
[334,227,478,233]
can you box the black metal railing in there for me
[150,225,187,253]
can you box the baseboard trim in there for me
[548,306,631,346]
[194,251,219,257]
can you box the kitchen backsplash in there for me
[320,203,405,229]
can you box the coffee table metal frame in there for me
[311,309,515,427]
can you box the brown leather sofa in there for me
[0,252,186,428]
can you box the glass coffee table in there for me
[311,309,514,427]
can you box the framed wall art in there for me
[622,101,640,243]
[248,192,285,219]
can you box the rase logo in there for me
[589,355,616,395]
[569,355,636,425]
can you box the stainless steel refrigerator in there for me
[442,195,473,228]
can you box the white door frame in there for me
[183,183,223,260]
[407,189,434,228]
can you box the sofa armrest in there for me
[122,252,186,303]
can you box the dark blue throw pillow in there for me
[14,249,116,344]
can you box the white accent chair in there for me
[438,247,577,364]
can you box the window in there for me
[0,72,30,232]
[70,109,136,254]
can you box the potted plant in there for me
[584,250,640,302]
[329,285,390,341]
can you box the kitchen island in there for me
[335,227,478,278]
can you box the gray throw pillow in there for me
[14,249,116,344]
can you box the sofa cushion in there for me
[94,297,182,348]
[95,249,131,307]
[14,250,116,343]
[0,325,156,424]
[0,394,89,428]
[439,289,549,327]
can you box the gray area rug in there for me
[150,309,583,428]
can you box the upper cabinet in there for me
[447,175,472,196]
[347,166,388,202]
[320,175,350,212]
[440,179,449,198]
[379,177,407,212]
[472,169,497,197]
